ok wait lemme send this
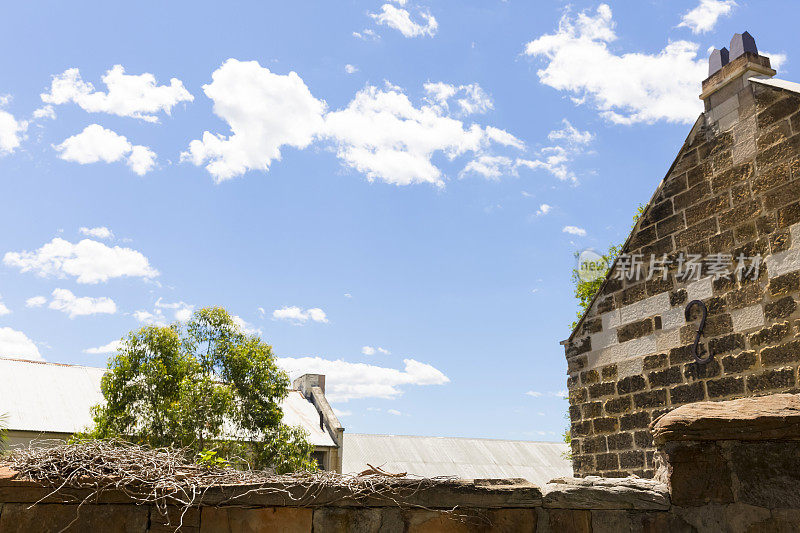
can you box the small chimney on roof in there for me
[293,373,325,397]
[708,48,729,76]
[729,32,758,61]
[700,32,776,133]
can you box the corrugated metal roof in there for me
[0,358,335,447]
[342,433,572,486]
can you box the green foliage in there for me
[0,412,7,451]
[84,307,317,473]
[569,204,645,331]
[561,402,572,460]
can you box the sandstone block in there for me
[542,476,669,510]
[720,350,756,373]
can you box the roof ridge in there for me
[347,433,567,445]
[0,357,105,370]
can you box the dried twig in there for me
[1,440,477,532]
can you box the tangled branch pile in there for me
[2,440,461,531]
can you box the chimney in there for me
[293,373,325,397]
[700,32,776,132]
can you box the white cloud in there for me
[4,237,158,284]
[424,82,493,115]
[155,298,194,322]
[764,51,788,73]
[332,408,352,417]
[134,299,195,326]
[0,296,9,316]
[278,356,449,402]
[362,346,390,356]
[133,309,163,325]
[370,4,438,38]
[32,105,56,120]
[345,64,359,74]
[54,124,157,176]
[536,204,552,216]
[323,83,521,186]
[678,0,736,34]
[353,29,380,41]
[79,226,114,240]
[183,59,326,183]
[548,119,593,145]
[127,145,157,175]
[0,327,43,361]
[460,155,515,180]
[232,314,262,336]
[272,306,329,324]
[563,225,586,236]
[387,409,402,416]
[524,4,706,124]
[84,339,122,354]
[41,65,193,122]
[0,100,27,155]
[25,296,47,308]
[526,390,568,398]
[185,61,523,187]
[48,288,116,318]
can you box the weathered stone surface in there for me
[312,508,401,533]
[546,508,591,533]
[669,382,706,405]
[706,376,745,398]
[0,504,149,533]
[405,509,536,533]
[617,375,646,395]
[620,412,650,431]
[201,507,313,533]
[651,393,800,443]
[765,296,797,320]
[658,441,735,507]
[634,390,667,409]
[542,477,669,510]
[748,321,791,346]
[726,440,800,509]
[760,339,800,366]
[673,502,771,533]
[150,507,201,533]
[746,367,795,393]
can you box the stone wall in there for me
[3,394,800,531]
[563,50,800,478]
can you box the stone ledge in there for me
[651,393,800,444]
[0,472,543,509]
[542,476,670,510]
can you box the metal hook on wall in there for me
[684,300,713,365]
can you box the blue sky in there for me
[0,0,794,440]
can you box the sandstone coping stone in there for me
[541,476,670,510]
[651,393,800,443]
[0,468,543,510]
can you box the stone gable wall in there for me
[564,78,800,478]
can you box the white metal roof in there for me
[342,433,572,486]
[750,77,800,94]
[0,357,335,447]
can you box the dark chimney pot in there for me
[730,32,758,61]
[709,47,730,76]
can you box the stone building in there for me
[563,32,800,478]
